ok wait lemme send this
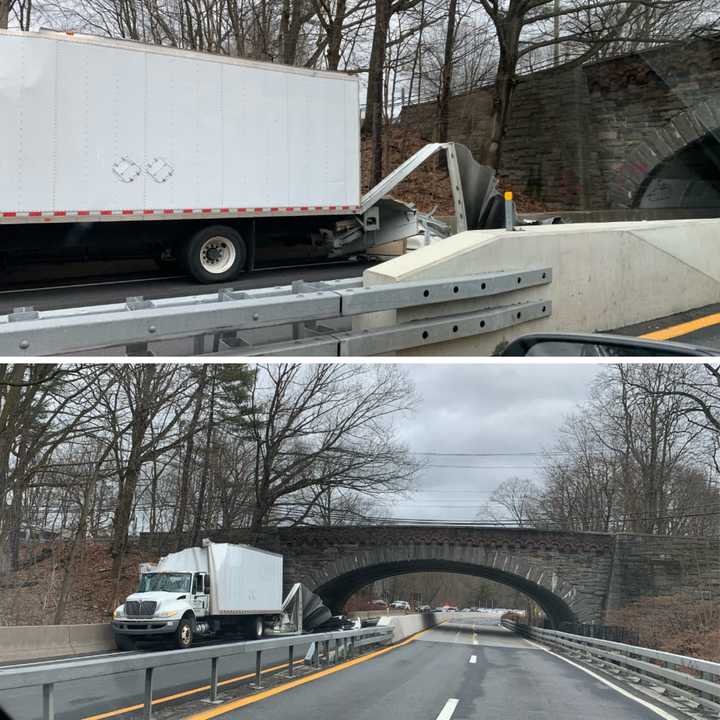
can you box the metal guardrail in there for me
[502,620,720,715]
[0,268,552,356]
[558,621,640,645]
[0,626,393,720]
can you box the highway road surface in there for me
[0,258,377,315]
[190,617,671,720]
[615,302,720,350]
[0,640,312,720]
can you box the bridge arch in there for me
[272,527,614,626]
[313,557,578,627]
[610,99,720,208]
[633,129,720,209]
[142,525,720,625]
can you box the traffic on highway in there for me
[3,613,713,720]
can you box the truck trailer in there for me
[112,542,287,649]
[0,29,441,282]
[0,29,524,284]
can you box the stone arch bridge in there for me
[400,34,720,212]
[141,526,720,627]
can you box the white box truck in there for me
[0,29,451,283]
[112,542,285,649]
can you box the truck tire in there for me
[175,617,194,649]
[183,226,246,283]
[113,633,136,652]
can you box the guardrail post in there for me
[143,668,154,720]
[288,645,295,678]
[210,657,219,702]
[253,650,264,690]
[291,281,304,339]
[504,191,514,230]
[42,683,54,720]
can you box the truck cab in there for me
[112,570,212,650]
[112,542,281,650]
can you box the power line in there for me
[412,451,568,457]
[420,464,541,470]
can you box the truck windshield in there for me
[138,573,191,593]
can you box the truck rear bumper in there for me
[112,619,179,635]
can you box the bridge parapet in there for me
[138,525,719,626]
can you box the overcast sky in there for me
[387,364,604,523]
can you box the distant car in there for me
[443,605,458,612]
[390,600,411,610]
[461,607,471,612]
[434,607,445,612]
[419,605,431,612]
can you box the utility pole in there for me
[553,0,560,67]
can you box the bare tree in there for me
[241,363,417,533]
[470,0,716,168]
[489,477,539,526]
[533,364,720,536]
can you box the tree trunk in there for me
[109,460,141,607]
[482,16,522,170]
[191,374,216,546]
[54,485,92,625]
[362,0,391,137]
[326,0,346,70]
[435,0,457,170]
[0,0,10,29]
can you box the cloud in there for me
[388,364,601,522]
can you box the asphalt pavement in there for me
[0,640,311,720]
[0,258,377,315]
[612,302,720,350]
[208,618,666,720]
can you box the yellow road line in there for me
[81,661,290,720]
[640,312,720,341]
[188,625,441,720]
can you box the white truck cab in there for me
[112,543,280,650]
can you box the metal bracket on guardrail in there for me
[8,306,39,323]
[0,269,552,356]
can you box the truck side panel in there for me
[0,31,361,217]
[0,35,57,213]
[55,40,147,212]
[223,62,290,208]
[207,543,283,615]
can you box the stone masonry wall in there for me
[399,37,720,210]
[138,525,720,623]
[606,533,720,610]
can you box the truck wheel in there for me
[183,226,246,283]
[175,618,194,649]
[113,633,136,652]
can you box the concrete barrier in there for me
[358,218,720,355]
[377,612,443,642]
[0,623,114,662]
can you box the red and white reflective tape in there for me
[1,206,362,220]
